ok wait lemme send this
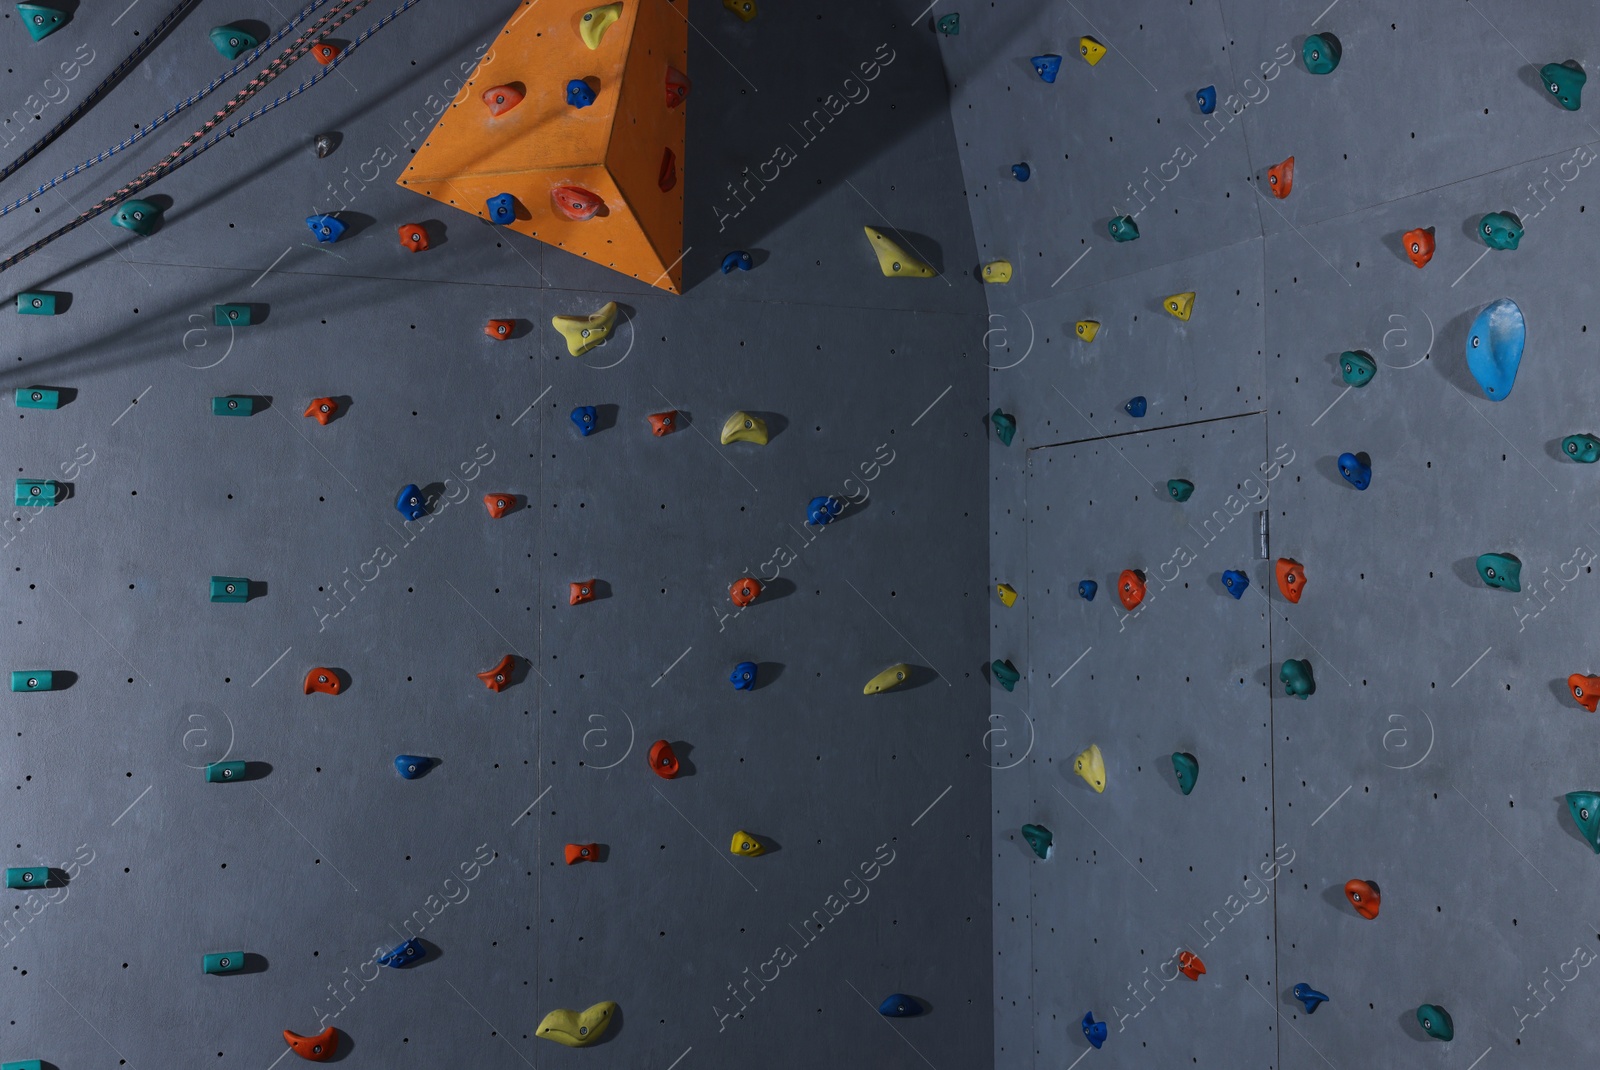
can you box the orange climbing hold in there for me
[729,577,762,607]
[1344,878,1380,919]
[1117,569,1146,611]
[311,42,341,64]
[1177,950,1206,980]
[1403,226,1436,268]
[484,318,514,340]
[482,83,524,116]
[1570,673,1600,711]
[397,223,429,251]
[552,185,604,221]
[303,668,340,696]
[649,739,680,778]
[477,654,516,692]
[284,1025,338,1061]
[564,843,599,864]
[570,579,598,605]
[1268,155,1294,198]
[1275,558,1305,604]
[483,493,515,518]
[303,397,338,425]
[648,411,679,436]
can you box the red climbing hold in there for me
[303,668,341,696]
[1344,878,1380,919]
[284,1025,338,1061]
[552,185,603,222]
[666,66,691,108]
[569,579,597,605]
[648,411,679,436]
[484,319,514,340]
[1267,155,1294,199]
[303,397,338,425]
[564,842,599,864]
[482,83,524,116]
[483,493,514,519]
[1570,673,1600,711]
[311,42,341,64]
[1177,950,1206,980]
[650,739,680,778]
[729,577,762,607]
[477,654,515,692]
[1117,569,1146,611]
[659,147,677,193]
[1403,227,1436,268]
[1275,558,1305,604]
[397,223,429,251]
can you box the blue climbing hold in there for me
[1125,396,1147,418]
[306,214,345,243]
[1196,85,1217,114]
[566,79,597,108]
[396,484,426,522]
[486,193,516,225]
[878,994,924,1017]
[1032,54,1063,82]
[1222,569,1249,598]
[807,495,842,526]
[721,250,753,273]
[571,405,598,436]
[377,937,426,968]
[394,755,433,779]
[1293,983,1329,1014]
[1078,580,1097,601]
[1012,162,1030,181]
[1337,451,1371,490]
[1082,1012,1108,1049]
[1465,297,1525,401]
[730,661,758,690]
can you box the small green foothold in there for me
[1339,350,1376,387]
[210,576,250,603]
[992,408,1017,446]
[936,12,959,35]
[15,387,59,409]
[209,24,259,60]
[1479,211,1524,250]
[1172,752,1199,794]
[1566,791,1600,852]
[10,671,52,692]
[205,761,247,783]
[214,303,252,327]
[1476,553,1521,591]
[1166,479,1194,502]
[14,479,58,507]
[211,396,254,417]
[112,199,163,236]
[1541,60,1585,110]
[1302,32,1341,75]
[2,1059,44,1070]
[991,658,1020,691]
[203,951,246,974]
[1416,1004,1454,1041]
[1108,215,1140,242]
[15,293,55,315]
[4,866,48,890]
[1280,658,1316,699]
[1020,823,1053,859]
[16,3,68,41]
[1563,434,1600,462]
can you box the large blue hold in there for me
[1078,580,1097,601]
[878,994,923,1017]
[486,193,516,225]
[1125,395,1147,418]
[1031,54,1063,82]
[1011,162,1031,181]
[571,405,598,436]
[566,79,597,108]
[306,214,345,243]
[1082,1012,1107,1049]
[730,661,757,690]
[377,937,426,968]
[721,250,753,273]
[394,755,433,779]
[1293,983,1329,1014]
[807,495,842,525]
[396,484,426,521]
[1338,451,1371,490]
[1222,569,1249,599]
[1465,297,1525,401]
[1196,85,1217,114]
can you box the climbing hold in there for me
[203,951,244,974]
[1082,1012,1107,1049]
[1,1060,42,1070]
[477,655,516,692]
[1280,658,1316,698]
[729,577,762,607]
[483,493,514,518]
[864,664,912,694]
[306,214,345,243]
[1117,569,1145,611]
[377,937,426,968]
[1075,320,1099,342]
[482,84,524,116]
[665,66,691,107]
[996,583,1018,607]
[723,0,756,19]
[15,388,59,409]
[864,226,935,277]
[1275,558,1305,603]
[1167,478,1194,502]
[1178,950,1206,980]
[552,186,604,222]
[16,3,66,40]
[303,668,341,696]
[1563,434,1600,462]
[1293,984,1329,1013]
[564,843,599,865]
[485,320,515,341]
[1479,211,1524,250]
[721,412,768,445]
[991,659,1020,692]
[729,831,764,856]
[1107,215,1140,242]
[1417,1004,1453,1041]
[992,409,1017,446]
[13,479,58,507]
[551,301,617,357]
[1163,292,1195,321]
[394,755,432,779]
[730,661,758,690]
[1074,744,1106,792]
[1125,396,1147,417]
[1476,552,1521,591]
[649,739,680,778]
[721,250,753,273]
[1403,227,1435,268]
[1340,350,1377,386]
[486,193,517,225]
[205,761,245,782]
[569,580,597,606]
[1196,85,1217,113]
[1541,60,1585,110]
[396,484,426,521]
[1020,823,1053,859]
[807,496,843,526]
[982,259,1013,283]
[9,671,53,692]
[3,867,46,890]
[936,13,959,35]
[1012,162,1030,181]
[1337,451,1371,490]
[1343,878,1380,918]
[397,223,429,252]
[878,994,923,1017]
[1079,36,1106,65]
[1569,674,1600,711]
[283,1027,338,1061]
[209,24,258,59]
[1078,580,1097,601]
[1222,569,1249,599]
[1267,155,1294,198]
[1301,32,1341,74]
[1172,752,1198,795]
[566,78,598,108]
[312,133,336,158]
[112,200,162,236]
[1465,297,1525,401]
[15,293,54,315]
[214,303,251,327]
[659,146,677,192]
[303,398,338,425]
[537,1002,617,1047]
[1565,791,1600,851]
[578,2,622,47]
[1031,54,1063,83]
[311,42,340,64]
[570,405,598,436]
[209,577,250,603]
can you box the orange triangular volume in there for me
[396,0,687,293]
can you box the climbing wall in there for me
[0,0,990,1066]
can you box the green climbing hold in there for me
[16,3,68,42]
[205,761,247,783]
[1301,32,1341,74]
[15,293,55,315]
[15,387,58,409]
[203,951,246,974]
[14,479,58,507]
[1566,791,1600,852]
[992,658,1020,691]
[209,24,259,60]
[1541,60,1585,110]
[1479,211,1524,250]
[1108,215,1140,242]
[1166,479,1194,502]
[1564,434,1600,463]
[112,200,163,236]
[214,304,252,327]
[1340,350,1376,387]
[1476,553,1521,591]
[1172,752,1198,795]
[210,576,250,603]
[10,670,52,692]
[1280,658,1315,699]
[992,409,1016,446]
[1020,823,1053,859]
[211,396,254,417]
[1416,1004,1454,1041]
[4,866,47,889]
[936,12,959,35]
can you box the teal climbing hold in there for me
[1166,479,1194,502]
[1565,791,1600,852]
[1280,658,1315,698]
[1465,298,1524,401]
[112,200,163,236]
[1478,211,1524,250]
[1302,32,1341,74]
[1339,350,1376,387]
[1172,752,1198,794]
[15,387,59,409]
[16,3,67,41]
[1564,434,1600,462]
[203,951,245,974]
[1021,823,1053,859]
[1,1060,43,1070]
[205,761,247,783]
[1108,215,1139,242]
[4,866,47,890]
[214,304,252,327]
[15,293,54,315]
[209,24,259,60]
[14,479,58,507]
[992,659,1020,691]
[1476,553,1521,591]
[211,396,254,417]
[210,576,250,603]
[936,13,959,35]
[1416,1004,1454,1041]
[10,671,52,692]
[992,409,1016,446]
[1541,60,1586,110]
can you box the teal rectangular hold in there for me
[205,761,246,783]
[214,304,251,327]
[4,866,47,890]
[13,479,59,507]
[15,293,55,315]
[14,387,59,410]
[10,671,52,693]
[1,1060,44,1070]
[203,951,245,974]
[210,576,249,603]
[211,395,254,417]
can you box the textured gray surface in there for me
[0,1,990,1066]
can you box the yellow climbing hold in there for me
[723,0,756,19]
[1163,292,1195,322]
[720,411,768,445]
[982,259,1013,283]
[578,3,622,49]
[730,830,765,856]
[996,583,1018,607]
[551,301,617,356]
[536,1002,618,1047]
[864,226,935,278]
[1079,36,1107,65]
[1075,320,1100,342]
[1074,743,1106,792]
[864,664,912,694]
